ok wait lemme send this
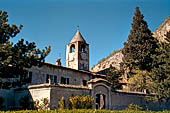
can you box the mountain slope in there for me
[90,50,123,72]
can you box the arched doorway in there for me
[96,94,106,109]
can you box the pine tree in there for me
[122,7,158,71]
[0,11,51,86]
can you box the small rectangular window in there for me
[28,72,32,83]
[66,78,69,84]
[61,77,64,84]
[83,80,87,86]
[50,75,54,84]
[61,77,69,84]
[46,74,49,83]
[54,76,57,84]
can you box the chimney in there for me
[56,58,62,66]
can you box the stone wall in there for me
[30,64,91,86]
[50,85,90,109]
[110,91,170,110]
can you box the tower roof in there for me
[71,27,86,43]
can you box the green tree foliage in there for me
[0,11,51,85]
[122,7,158,71]
[106,65,122,90]
[148,31,170,102]
[127,69,151,92]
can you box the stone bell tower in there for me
[66,27,89,71]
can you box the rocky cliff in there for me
[90,50,123,72]
[153,16,170,42]
[91,16,170,73]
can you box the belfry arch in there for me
[70,44,75,53]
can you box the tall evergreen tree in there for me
[122,7,158,71]
[0,11,51,86]
[149,31,170,102]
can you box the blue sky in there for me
[0,0,169,68]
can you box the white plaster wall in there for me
[29,87,51,104]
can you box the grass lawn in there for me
[1,109,170,113]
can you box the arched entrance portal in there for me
[96,94,106,109]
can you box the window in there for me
[61,77,69,84]
[66,78,69,84]
[54,76,57,84]
[82,80,87,86]
[46,74,49,83]
[70,44,75,53]
[50,75,54,84]
[46,74,57,84]
[27,72,32,83]
[81,45,86,53]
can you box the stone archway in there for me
[88,78,111,109]
[93,83,111,109]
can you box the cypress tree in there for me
[122,7,158,71]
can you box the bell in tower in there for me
[66,27,89,71]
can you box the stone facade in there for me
[29,63,92,86]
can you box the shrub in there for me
[69,95,94,109]
[33,97,49,110]
[58,96,66,109]
[80,95,94,109]
[125,104,143,111]
[33,99,39,110]
[69,96,80,109]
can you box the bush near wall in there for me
[69,95,94,109]
[2,110,170,113]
